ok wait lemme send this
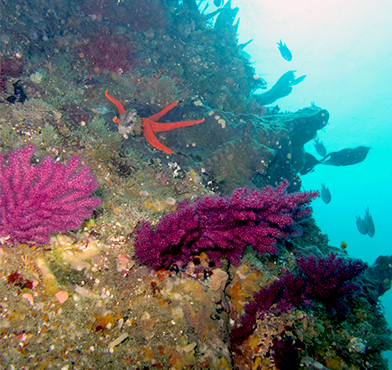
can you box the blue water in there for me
[230,0,392,364]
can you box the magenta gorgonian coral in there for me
[0,145,101,244]
[134,180,318,269]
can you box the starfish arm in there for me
[105,90,126,115]
[142,118,173,154]
[150,118,205,132]
[148,101,179,121]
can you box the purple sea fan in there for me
[230,273,307,346]
[134,180,318,269]
[297,253,367,315]
[0,145,101,245]
[230,254,367,345]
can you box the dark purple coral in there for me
[271,335,301,370]
[230,273,307,345]
[0,145,101,245]
[297,252,367,315]
[134,180,318,269]
[231,253,367,345]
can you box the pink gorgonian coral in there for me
[0,145,101,245]
[134,180,318,269]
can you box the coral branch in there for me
[134,180,318,269]
[230,253,367,345]
[230,273,307,346]
[0,145,101,244]
[297,252,367,315]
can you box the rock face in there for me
[124,100,329,194]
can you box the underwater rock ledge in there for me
[117,98,329,194]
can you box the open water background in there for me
[229,0,392,364]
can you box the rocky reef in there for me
[113,99,329,194]
[0,0,391,369]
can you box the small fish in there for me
[277,40,292,61]
[340,241,347,250]
[300,153,321,175]
[214,0,223,7]
[364,207,375,237]
[320,183,331,204]
[6,80,27,104]
[321,146,370,166]
[356,207,375,237]
[314,138,327,157]
[356,215,368,235]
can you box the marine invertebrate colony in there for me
[297,252,367,315]
[230,272,307,346]
[230,253,367,346]
[0,145,101,244]
[134,180,318,269]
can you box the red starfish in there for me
[105,91,205,154]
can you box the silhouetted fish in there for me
[277,40,292,61]
[300,153,321,175]
[214,0,223,7]
[356,207,375,237]
[356,216,368,235]
[314,138,326,156]
[364,207,375,237]
[321,146,370,166]
[320,183,331,204]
